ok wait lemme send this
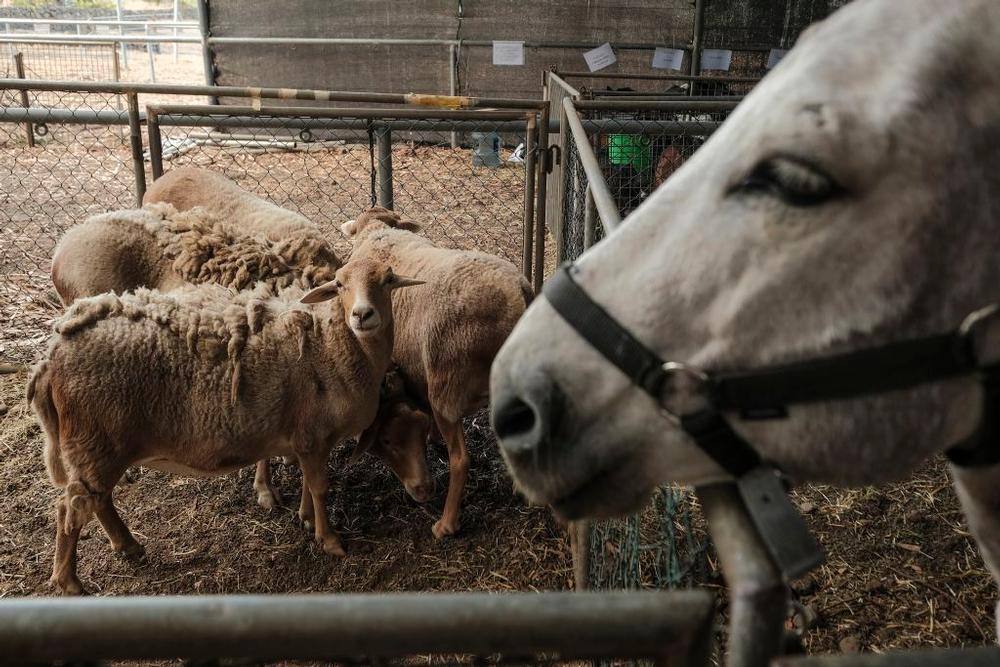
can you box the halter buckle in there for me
[660,361,710,424]
[959,304,1000,367]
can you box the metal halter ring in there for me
[659,361,710,425]
[959,303,1000,365]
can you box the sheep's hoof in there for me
[256,488,282,512]
[116,540,146,561]
[432,517,460,540]
[318,535,346,557]
[50,574,87,596]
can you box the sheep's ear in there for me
[383,271,425,290]
[397,221,422,233]
[300,281,339,304]
[351,421,380,463]
[341,220,358,237]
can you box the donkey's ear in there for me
[341,220,358,237]
[300,280,340,304]
[397,221,422,233]
[351,421,380,463]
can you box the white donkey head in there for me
[491,0,1000,522]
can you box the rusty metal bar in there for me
[147,108,164,179]
[521,114,537,282]
[148,103,531,121]
[575,99,740,112]
[196,0,217,105]
[562,98,622,234]
[698,484,787,667]
[375,124,394,209]
[0,592,715,663]
[691,0,707,78]
[571,520,591,591]
[556,71,761,83]
[126,92,146,205]
[11,52,33,148]
[0,79,545,109]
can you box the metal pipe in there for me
[0,18,197,28]
[150,104,532,121]
[697,484,787,667]
[0,592,715,663]
[562,98,622,234]
[12,52,33,148]
[375,125,394,209]
[533,103,551,293]
[575,99,740,111]
[555,71,761,83]
[126,92,146,205]
[196,0,217,105]
[448,43,458,148]
[0,37,119,47]
[0,79,545,109]
[173,0,180,63]
[571,519,591,591]
[115,0,127,68]
[145,24,155,83]
[0,107,131,125]
[154,115,532,133]
[147,109,164,179]
[0,34,201,45]
[521,114,537,282]
[583,184,597,249]
[547,71,582,99]
[691,0,707,78]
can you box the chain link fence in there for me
[557,95,740,596]
[0,82,541,366]
[1,40,119,88]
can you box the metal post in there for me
[583,184,597,249]
[12,52,34,148]
[532,104,550,293]
[197,0,218,105]
[690,0,706,81]
[116,0,128,68]
[449,43,458,148]
[126,92,146,205]
[145,24,155,83]
[147,108,164,180]
[375,125,394,210]
[521,114,537,282]
[697,484,788,667]
[173,0,180,63]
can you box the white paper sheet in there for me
[652,47,685,71]
[493,41,525,66]
[583,43,617,72]
[700,49,732,71]
[767,48,789,69]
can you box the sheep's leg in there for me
[50,496,87,595]
[253,459,282,511]
[950,461,1000,639]
[298,481,314,530]
[432,415,469,539]
[95,492,145,560]
[298,451,345,557]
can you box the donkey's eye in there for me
[735,156,841,207]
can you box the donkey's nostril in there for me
[493,398,537,441]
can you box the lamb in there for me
[28,257,423,594]
[51,203,338,306]
[341,207,533,538]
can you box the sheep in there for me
[28,257,423,594]
[341,207,533,538]
[51,203,338,306]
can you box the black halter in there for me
[544,263,1000,580]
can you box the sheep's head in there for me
[300,258,423,337]
[341,206,422,240]
[354,374,435,502]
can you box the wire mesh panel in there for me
[559,103,732,596]
[0,89,135,364]
[151,113,529,266]
[0,40,119,91]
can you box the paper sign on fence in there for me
[493,41,525,66]
[652,47,685,71]
[701,48,732,71]
[583,43,617,72]
[767,48,789,69]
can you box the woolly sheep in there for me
[29,258,423,594]
[51,203,338,305]
[341,207,533,538]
